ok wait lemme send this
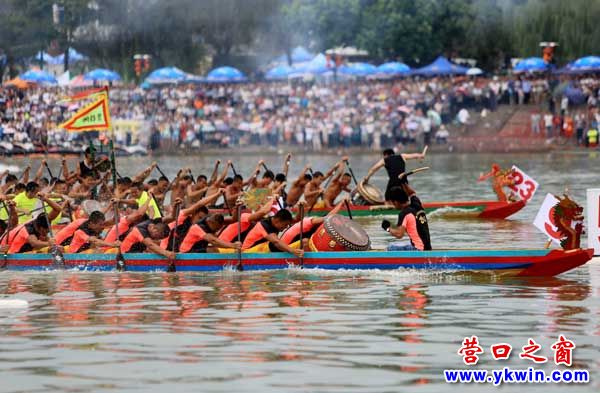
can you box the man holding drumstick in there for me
[363,146,427,202]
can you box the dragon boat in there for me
[301,199,526,219]
[1,248,593,277]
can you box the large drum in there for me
[351,180,385,205]
[309,214,370,252]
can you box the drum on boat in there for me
[309,214,370,252]
[350,180,385,205]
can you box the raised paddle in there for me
[235,203,243,271]
[156,165,169,182]
[167,202,181,273]
[260,162,271,173]
[398,166,430,181]
[231,163,239,177]
[299,202,305,267]
[44,162,55,181]
[344,159,359,186]
[39,198,65,268]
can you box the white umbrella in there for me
[466,67,483,75]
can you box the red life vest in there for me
[241,218,278,250]
[55,218,87,246]
[121,219,160,253]
[179,221,212,253]
[219,213,252,242]
[280,218,316,245]
[6,222,43,253]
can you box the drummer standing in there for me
[364,147,427,201]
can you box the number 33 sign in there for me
[508,165,539,203]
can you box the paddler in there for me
[303,162,341,210]
[120,218,173,259]
[55,211,120,253]
[241,209,303,257]
[218,197,274,247]
[125,181,162,218]
[161,190,224,251]
[382,183,431,251]
[0,199,17,253]
[364,147,427,201]
[323,158,352,208]
[280,198,347,248]
[4,213,64,254]
[104,197,152,243]
[178,214,241,253]
[285,165,312,207]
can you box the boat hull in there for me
[1,248,592,277]
[302,200,526,219]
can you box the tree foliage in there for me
[0,0,599,78]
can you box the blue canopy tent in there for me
[338,62,378,77]
[84,68,121,82]
[569,56,600,73]
[19,70,57,85]
[412,56,469,76]
[33,48,88,66]
[513,57,548,73]
[288,54,332,78]
[206,66,247,82]
[145,67,187,84]
[265,65,293,80]
[376,62,411,76]
[273,46,315,65]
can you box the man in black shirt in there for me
[364,147,427,201]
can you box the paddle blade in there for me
[116,253,126,272]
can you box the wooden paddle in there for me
[344,159,359,186]
[167,202,181,273]
[113,201,126,272]
[235,203,243,271]
[398,166,430,181]
[156,165,169,182]
[299,202,305,267]
[39,198,65,268]
[231,163,239,177]
[44,161,55,181]
[344,199,353,220]
[0,201,13,269]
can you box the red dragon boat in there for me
[1,248,593,277]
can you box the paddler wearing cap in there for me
[363,147,427,202]
[382,183,431,251]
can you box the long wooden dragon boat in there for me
[1,248,592,277]
[304,200,527,219]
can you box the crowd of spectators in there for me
[1,74,599,152]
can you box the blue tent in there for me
[289,54,332,77]
[265,65,293,80]
[19,70,57,85]
[569,56,600,72]
[273,46,315,65]
[206,66,247,82]
[412,56,469,76]
[145,67,187,84]
[377,62,411,76]
[84,68,121,81]
[33,48,88,66]
[513,57,548,73]
[338,62,378,76]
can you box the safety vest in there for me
[280,218,315,245]
[179,221,212,253]
[219,213,252,243]
[55,218,87,246]
[121,219,160,253]
[242,218,278,250]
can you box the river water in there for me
[1,151,599,392]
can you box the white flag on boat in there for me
[533,193,562,245]
[509,165,539,203]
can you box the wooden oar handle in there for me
[398,167,430,180]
